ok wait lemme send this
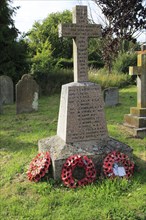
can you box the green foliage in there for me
[27,10,73,82]
[27,10,105,79]
[56,58,73,69]
[113,52,137,73]
[32,67,132,95]
[0,0,29,84]
[91,0,145,72]
[31,40,53,74]
[0,0,18,74]
[42,10,72,59]
[88,60,104,69]
[34,68,73,95]
[0,87,146,220]
[89,68,132,89]
[56,59,104,70]
[28,10,72,61]
[88,38,104,68]
[10,38,30,84]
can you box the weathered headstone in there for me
[103,87,119,107]
[124,47,146,138]
[0,75,14,104]
[38,6,133,180]
[16,74,39,114]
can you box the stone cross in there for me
[129,48,146,108]
[58,5,101,82]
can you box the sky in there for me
[12,0,146,42]
[12,0,94,33]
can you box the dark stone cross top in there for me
[129,49,146,108]
[58,5,101,82]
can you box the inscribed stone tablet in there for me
[57,82,108,143]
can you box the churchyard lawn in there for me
[0,86,146,220]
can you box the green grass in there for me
[0,86,146,220]
[89,68,132,89]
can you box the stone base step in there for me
[124,114,146,128]
[38,135,133,180]
[130,107,146,117]
[134,128,146,138]
[123,125,146,138]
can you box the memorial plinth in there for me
[38,6,133,180]
[57,82,108,143]
[124,47,146,138]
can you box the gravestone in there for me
[0,75,14,104]
[16,74,39,114]
[124,47,146,138]
[103,87,119,107]
[38,6,133,180]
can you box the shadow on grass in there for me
[0,134,38,153]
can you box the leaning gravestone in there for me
[103,87,119,107]
[38,6,133,180]
[16,74,39,114]
[0,75,14,104]
[124,46,146,138]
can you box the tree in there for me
[91,0,146,72]
[0,0,18,75]
[27,10,73,76]
[88,38,104,68]
[28,9,104,71]
[30,39,53,76]
[28,10,72,63]
[0,0,29,84]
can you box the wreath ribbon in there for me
[103,151,134,178]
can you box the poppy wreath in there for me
[27,152,51,182]
[103,151,134,178]
[61,154,96,188]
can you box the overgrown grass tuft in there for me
[0,86,146,220]
[35,67,133,95]
[89,68,132,89]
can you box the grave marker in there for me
[103,87,119,107]
[124,46,146,137]
[16,74,39,114]
[0,75,14,104]
[38,6,133,180]
[57,5,107,144]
